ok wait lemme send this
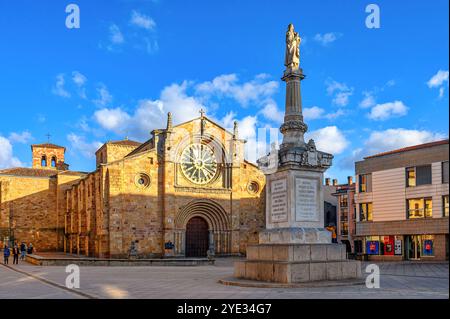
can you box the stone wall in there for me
[0,175,57,250]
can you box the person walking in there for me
[27,243,34,255]
[3,245,10,264]
[20,242,27,260]
[12,244,19,265]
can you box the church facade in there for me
[0,112,266,258]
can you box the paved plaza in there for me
[0,258,448,299]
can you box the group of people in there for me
[3,242,33,265]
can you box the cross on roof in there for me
[199,109,205,118]
[45,133,51,143]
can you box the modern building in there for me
[332,177,358,254]
[323,178,338,243]
[354,140,449,261]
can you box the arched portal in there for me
[173,199,232,256]
[185,217,209,257]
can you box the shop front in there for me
[356,218,449,261]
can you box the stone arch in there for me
[175,199,230,231]
[173,199,232,256]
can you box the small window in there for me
[407,165,432,187]
[51,157,57,167]
[360,203,373,221]
[442,161,449,184]
[41,156,47,167]
[359,174,372,193]
[406,167,416,187]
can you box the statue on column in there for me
[284,23,301,71]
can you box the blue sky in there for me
[0,0,448,182]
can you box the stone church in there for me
[0,112,266,258]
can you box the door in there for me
[185,217,209,257]
[406,235,422,260]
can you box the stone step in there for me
[234,259,362,283]
[246,243,347,262]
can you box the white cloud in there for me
[368,100,408,120]
[72,71,87,87]
[195,74,278,107]
[221,111,237,129]
[109,24,124,45]
[0,136,23,169]
[359,92,376,108]
[427,70,449,98]
[130,10,156,30]
[313,32,341,46]
[427,70,449,88]
[326,79,353,107]
[8,131,33,144]
[94,81,205,140]
[94,108,131,133]
[303,106,344,121]
[67,133,103,159]
[52,74,71,98]
[93,84,113,107]
[340,128,446,169]
[306,126,349,155]
[72,71,87,99]
[260,99,284,124]
[303,106,325,120]
[234,115,267,163]
[365,129,446,155]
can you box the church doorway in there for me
[185,217,209,257]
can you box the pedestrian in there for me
[3,245,10,265]
[27,243,33,255]
[20,242,27,260]
[12,244,19,265]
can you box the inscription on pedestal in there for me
[295,178,318,221]
[270,179,288,222]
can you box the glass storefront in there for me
[405,235,435,259]
[364,235,402,256]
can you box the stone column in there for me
[280,69,308,151]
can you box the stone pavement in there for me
[0,264,81,299]
[0,258,448,299]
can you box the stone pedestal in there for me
[234,244,361,283]
[263,168,331,244]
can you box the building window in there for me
[358,174,372,193]
[51,157,57,167]
[340,195,348,207]
[406,165,432,187]
[407,198,432,219]
[406,167,416,187]
[360,203,373,221]
[340,222,348,236]
[443,195,449,217]
[41,156,47,167]
[442,161,449,184]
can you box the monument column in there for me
[227,24,362,285]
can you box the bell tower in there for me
[31,143,68,170]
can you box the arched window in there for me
[41,156,47,167]
[51,157,57,167]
